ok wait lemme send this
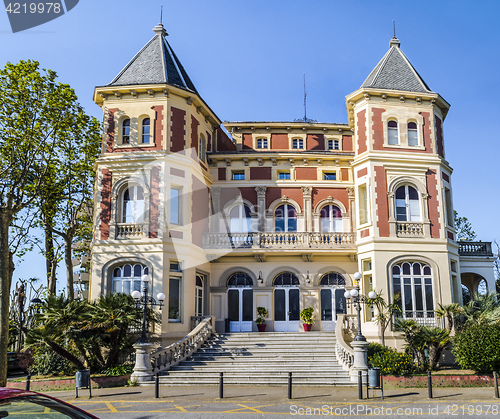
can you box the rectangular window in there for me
[327,139,340,150]
[323,172,336,181]
[169,261,182,322]
[256,138,268,149]
[445,189,453,227]
[232,171,245,180]
[359,184,369,224]
[292,139,304,149]
[170,187,181,225]
[278,171,290,180]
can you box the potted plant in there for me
[256,307,268,332]
[300,307,314,331]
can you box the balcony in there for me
[203,232,356,250]
[392,311,437,328]
[458,241,493,257]
[396,221,424,238]
[116,223,146,239]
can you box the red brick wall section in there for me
[342,135,353,152]
[217,127,237,152]
[218,168,226,181]
[266,188,303,210]
[374,166,390,237]
[295,167,317,181]
[356,110,367,154]
[360,229,370,238]
[372,108,386,150]
[169,230,183,239]
[171,107,186,153]
[105,108,118,153]
[149,166,160,238]
[250,167,272,180]
[357,168,368,178]
[435,115,444,157]
[426,169,441,239]
[311,188,349,211]
[341,168,349,182]
[170,167,185,178]
[191,175,209,247]
[307,134,324,151]
[219,187,257,210]
[152,106,163,150]
[420,112,433,154]
[242,133,253,150]
[271,133,289,150]
[191,115,199,155]
[99,169,112,240]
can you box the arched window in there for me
[122,185,145,223]
[395,185,420,222]
[273,272,300,286]
[392,262,434,324]
[141,118,150,144]
[320,205,342,232]
[229,204,252,233]
[227,272,253,287]
[275,204,297,232]
[387,120,399,145]
[320,272,346,286]
[112,263,148,294]
[122,119,131,144]
[407,121,418,146]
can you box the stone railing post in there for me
[131,342,154,383]
[349,340,369,383]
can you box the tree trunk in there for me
[45,227,57,295]
[0,209,14,386]
[45,340,85,370]
[63,234,74,300]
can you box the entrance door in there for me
[274,287,300,332]
[227,288,253,332]
[320,288,346,331]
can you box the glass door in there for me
[274,287,300,332]
[227,288,253,332]
[320,288,346,331]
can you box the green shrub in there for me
[367,342,390,366]
[30,346,76,376]
[102,364,134,376]
[370,349,415,376]
[453,322,500,372]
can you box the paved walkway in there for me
[47,385,500,418]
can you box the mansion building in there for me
[89,24,495,345]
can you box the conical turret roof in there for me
[107,24,197,93]
[361,37,432,94]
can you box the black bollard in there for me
[380,374,384,400]
[288,372,292,400]
[358,371,363,400]
[25,373,31,391]
[219,372,223,399]
[155,373,159,399]
[428,371,433,399]
[494,372,499,399]
[366,371,369,399]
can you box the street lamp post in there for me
[344,272,366,341]
[131,274,165,344]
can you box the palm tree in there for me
[366,291,401,346]
[419,326,451,370]
[460,292,500,328]
[435,303,461,331]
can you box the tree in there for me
[366,291,400,346]
[435,303,462,331]
[0,60,97,385]
[454,211,477,242]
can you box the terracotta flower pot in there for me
[303,324,312,331]
[257,324,266,332]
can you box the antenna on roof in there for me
[393,20,396,38]
[303,73,307,121]
[160,5,163,25]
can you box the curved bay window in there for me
[141,118,150,144]
[395,185,420,222]
[275,204,297,232]
[392,262,435,325]
[122,119,130,144]
[112,263,149,294]
[320,205,342,232]
[122,185,145,223]
[229,205,252,233]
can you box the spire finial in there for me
[393,20,396,38]
[390,20,400,48]
[161,6,163,25]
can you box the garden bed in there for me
[382,374,496,388]
[6,374,130,392]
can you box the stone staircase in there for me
[157,332,353,386]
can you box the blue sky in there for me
[1,0,499,287]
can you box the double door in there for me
[227,288,253,332]
[320,288,346,331]
[274,287,300,332]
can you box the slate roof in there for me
[361,37,432,93]
[107,24,198,93]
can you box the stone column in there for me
[422,192,431,238]
[131,342,154,383]
[347,187,355,233]
[255,186,267,232]
[301,186,313,232]
[387,191,397,236]
[349,340,369,382]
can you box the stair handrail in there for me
[335,314,354,370]
[151,315,214,374]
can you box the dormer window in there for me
[256,138,268,149]
[122,119,131,144]
[407,122,418,146]
[292,139,304,149]
[327,139,340,150]
[141,118,150,144]
[387,120,399,145]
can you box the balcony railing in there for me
[458,241,493,257]
[392,311,437,328]
[116,223,146,239]
[203,232,356,250]
[396,221,424,237]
